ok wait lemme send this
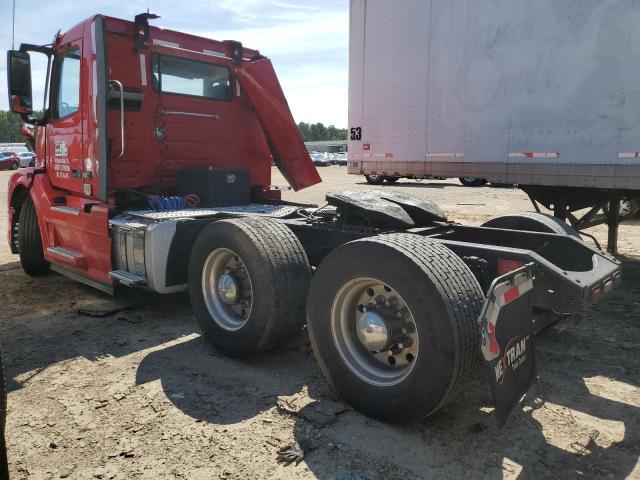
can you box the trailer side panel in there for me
[348,0,640,189]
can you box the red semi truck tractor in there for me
[6,14,621,425]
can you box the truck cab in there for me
[7,13,320,289]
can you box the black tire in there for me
[365,174,385,185]
[384,176,399,183]
[481,212,581,238]
[18,196,49,276]
[459,177,486,187]
[10,163,18,170]
[188,217,311,357]
[307,234,483,423]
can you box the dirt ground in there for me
[1,167,639,479]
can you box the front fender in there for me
[7,168,37,252]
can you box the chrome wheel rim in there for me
[201,248,253,331]
[368,175,382,182]
[331,278,419,386]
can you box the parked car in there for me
[17,152,35,168]
[332,152,348,166]
[0,153,19,171]
[310,152,331,166]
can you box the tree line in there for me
[297,122,347,142]
[1,110,346,144]
[0,111,23,143]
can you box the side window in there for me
[55,49,81,118]
[152,55,231,100]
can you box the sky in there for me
[0,0,349,127]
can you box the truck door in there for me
[149,53,236,176]
[47,44,85,195]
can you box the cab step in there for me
[46,246,86,267]
[108,270,147,286]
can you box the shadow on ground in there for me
[289,259,640,479]
[1,259,639,479]
[0,267,195,393]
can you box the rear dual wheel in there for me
[189,217,311,356]
[306,234,483,422]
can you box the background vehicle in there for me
[310,152,331,166]
[348,0,640,252]
[17,152,34,168]
[6,12,620,425]
[331,151,348,166]
[0,143,28,155]
[0,153,19,171]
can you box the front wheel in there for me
[18,196,49,276]
[188,217,311,357]
[307,234,483,423]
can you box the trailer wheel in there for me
[18,196,49,276]
[385,176,400,183]
[307,234,483,423]
[365,174,385,185]
[189,217,311,357]
[459,177,486,187]
[481,212,581,238]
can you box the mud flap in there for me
[479,265,536,428]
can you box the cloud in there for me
[0,0,349,126]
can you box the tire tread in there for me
[18,196,49,276]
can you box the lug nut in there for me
[400,337,413,348]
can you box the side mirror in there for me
[7,50,33,115]
[20,123,34,138]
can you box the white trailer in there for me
[347,0,640,250]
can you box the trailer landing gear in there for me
[521,185,639,255]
